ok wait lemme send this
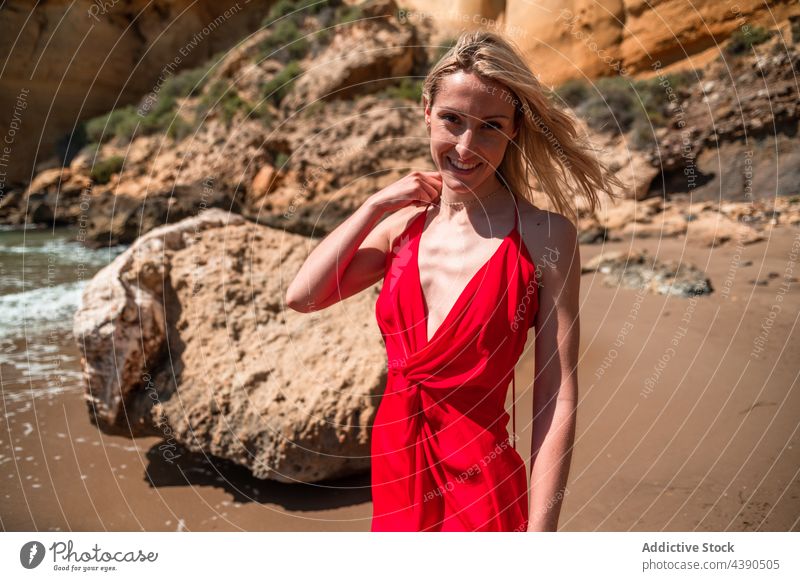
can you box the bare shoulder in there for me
[379,204,429,252]
[517,202,578,273]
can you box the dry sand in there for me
[2,227,798,531]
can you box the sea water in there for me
[0,224,127,401]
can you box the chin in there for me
[442,170,490,190]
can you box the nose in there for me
[454,128,476,159]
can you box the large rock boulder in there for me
[73,208,385,483]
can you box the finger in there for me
[419,173,442,193]
[416,179,438,202]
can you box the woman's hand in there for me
[369,171,443,213]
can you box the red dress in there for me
[371,198,538,532]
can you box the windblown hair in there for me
[421,29,623,221]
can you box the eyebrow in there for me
[438,108,510,120]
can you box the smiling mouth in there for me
[446,157,482,174]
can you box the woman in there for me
[286,30,621,531]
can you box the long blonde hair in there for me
[421,29,622,221]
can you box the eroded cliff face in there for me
[0,0,273,183]
[398,0,798,82]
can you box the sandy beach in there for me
[3,225,797,532]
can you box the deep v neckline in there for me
[415,200,520,347]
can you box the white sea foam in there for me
[0,280,87,338]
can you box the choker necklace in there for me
[438,187,507,209]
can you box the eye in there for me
[439,114,502,130]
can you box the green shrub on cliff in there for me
[634,70,695,126]
[553,78,592,108]
[378,77,423,102]
[84,58,223,144]
[90,156,124,184]
[261,60,303,106]
[197,81,250,122]
[336,3,363,24]
[265,0,302,21]
[138,92,179,133]
[265,0,339,22]
[274,151,290,169]
[76,50,240,149]
[85,106,140,143]
[159,66,211,100]
[258,17,309,62]
[552,71,696,144]
[725,25,773,55]
[258,0,361,63]
[582,76,639,133]
[166,115,194,140]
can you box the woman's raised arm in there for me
[285,171,441,313]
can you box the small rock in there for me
[582,250,713,297]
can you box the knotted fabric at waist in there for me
[384,365,510,439]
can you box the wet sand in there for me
[2,227,798,531]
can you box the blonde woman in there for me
[287,29,621,531]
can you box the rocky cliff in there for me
[4,0,797,245]
[0,0,274,184]
[398,0,799,84]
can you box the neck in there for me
[437,179,508,218]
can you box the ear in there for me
[423,97,430,125]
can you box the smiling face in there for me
[424,70,519,194]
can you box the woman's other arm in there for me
[527,213,580,532]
